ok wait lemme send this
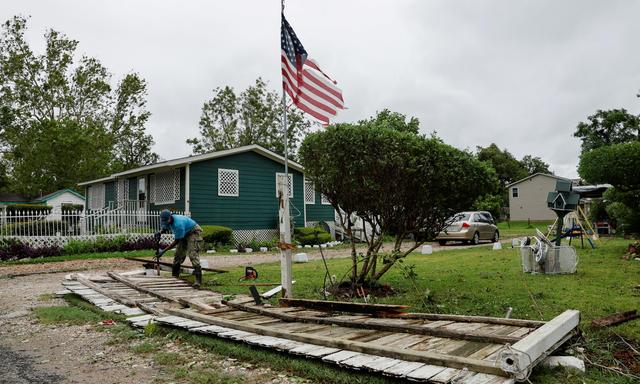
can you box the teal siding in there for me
[306,189,335,222]
[150,167,185,211]
[189,152,304,230]
[104,181,116,208]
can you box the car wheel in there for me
[438,240,446,246]
[492,231,500,243]
[471,232,480,245]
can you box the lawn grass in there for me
[202,237,639,383]
[496,220,555,238]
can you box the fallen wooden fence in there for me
[62,270,580,383]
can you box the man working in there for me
[155,209,204,287]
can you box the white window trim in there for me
[512,187,519,198]
[304,179,315,204]
[275,173,293,198]
[218,168,239,197]
[321,193,331,205]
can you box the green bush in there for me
[294,226,331,245]
[6,204,52,214]
[200,225,233,245]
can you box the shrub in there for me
[6,204,52,214]
[294,226,331,245]
[200,225,233,245]
[0,238,62,261]
[63,235,157,255]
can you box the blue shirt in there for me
[163,215,197,240]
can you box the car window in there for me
[446,213,470,224]
[471,214,481,223]
[478,213,492,223]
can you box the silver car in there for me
[436,211,500,246]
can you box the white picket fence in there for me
[0,209,188,248]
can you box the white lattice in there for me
[218,169,239,197]
[321,193,330,205]
[276,173,293,198]
[232,229,279,245]
[150,169,180,204]
[304,180,315,204]
[3,233,176,249]
[89,184,105,210]
[116,179,129,202]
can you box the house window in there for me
[218,169,239,197]
[275,173,293,198]
[512,187,519,198]
[304,180,315,204]
[150,169,181,204]
[321,194,331,205]
[88,184,105,210]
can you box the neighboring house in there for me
[507,173,572,221]
[78,145,335,243]
[0,189,85,213]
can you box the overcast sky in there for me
[3,0,640,178]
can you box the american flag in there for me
[281,14,344,124]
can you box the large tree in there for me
[520,155,551,175]
[0,16,158,194]
[476,144,527,186]
[300,111,496,287]
[574,109,640,152]
[576,103,640,233]
[186,78,311,158]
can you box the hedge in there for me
[200,225,233,245]
[294,226,331,245]
[6,204,52,214]
[0,235,160,261]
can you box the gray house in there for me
[507,173,572,221]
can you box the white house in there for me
[33,189,86,211]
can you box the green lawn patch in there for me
[497,220,555,238]
[35,294,123,324]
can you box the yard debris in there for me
[100,319,117,326]
[542,356,586,373]
[591,310,639,328]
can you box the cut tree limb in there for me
[591,310,638,328]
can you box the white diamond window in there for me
[275,173,293,198]
[321,194,331,205]
[218,169,239,197]
[88,184,105,210]
[304,180,315,204]
[150,169,180,204]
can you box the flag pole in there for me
[279,0,293,298]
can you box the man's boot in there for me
[193,267,203,288]
[172,264,181,278]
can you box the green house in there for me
[78,145,335,242]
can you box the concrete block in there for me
[260,247,268,252]
[206,249,216,253]
[542,356,585,373]
[293,253,309,263]
[244,248,253,253]
[421,245,433,254]
[229,249,238,253]
[304,245,311,248]
[493,242,502,250]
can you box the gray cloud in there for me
[3,0,639,177]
